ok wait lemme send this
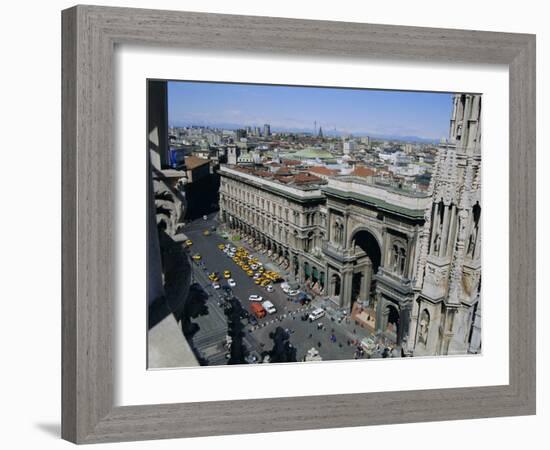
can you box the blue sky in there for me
[167,81,454,141]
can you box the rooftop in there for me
[220,165,326,202]
[308,166,340,177]
[283,147,335,161]
[184,155,210,170]
[350,166,377,178]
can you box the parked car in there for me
[288,289,299,296]
[262,300,277,314]
[228,278,236,287]
[308,307,325,322]
[212,282,221,290]
[265,285,274,292]
[208,272,219,282]
[250,302,266,319]
[248,294,263,302]
[203,215,208,220]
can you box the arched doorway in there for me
[330,273,341,297]
[385,304,400,340]
[311,266,319,283]
[293,255,299,277]
[349,229,382,310]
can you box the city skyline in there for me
[168,81,455,142]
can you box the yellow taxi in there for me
[185,240,193,246]
[191,253,201,261]
[223,270,231,279]
[242,265,250,271]
[218,244,225,250]
[203,230,210,236]
[254,278,262,285]
[246,270,254,277]
[260,279,270,287]
[208,273,219,282]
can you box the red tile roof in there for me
[292,172,323,185]
[308,166,339,176]
[282,159,301,166]
[351,166,377,177]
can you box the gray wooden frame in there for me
[61,4,536,444]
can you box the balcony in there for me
[321,241,357,263]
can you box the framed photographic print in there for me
[62,5,536,444]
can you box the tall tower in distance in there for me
[408,94,482,356]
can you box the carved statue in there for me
[467,226,478,257]
[418,310,430,345]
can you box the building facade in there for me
[219,166,328,291]
[218,93,482,357]
[408,94,482,356]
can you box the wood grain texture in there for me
[61,4,536,444]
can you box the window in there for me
[391,241,407,275]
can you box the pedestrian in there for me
[309,333,312,339]
[318,341,322,348]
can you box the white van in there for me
[308,307,325,322]
[262,300,277,314]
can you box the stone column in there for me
[397,303,412,347]
[376,296,387,334]
[360,259,372,300]
[439,204,450,256]
[343,212,350,250]
[340,268,354,310]
[297,256,305,284]
[407,300,420,354]
[446,205,456,257]
[430,203,441,254]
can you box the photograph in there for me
[147,80,482,368]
